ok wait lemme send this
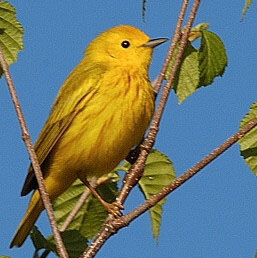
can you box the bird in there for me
[10,25,168,248]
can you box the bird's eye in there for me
[121,40,130,48]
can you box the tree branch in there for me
[120,115,257,222]
[60,177,98,232]
[0,47,68,258]
[82,112,257,258]
[81,0,201,257]
[118,0,201,211]
[40,177,98,258]
[153,0,189,94]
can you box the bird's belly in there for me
[50,103,150,179]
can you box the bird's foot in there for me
[102,201,124,218]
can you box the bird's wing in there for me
[21,80,99,196]
[34,111,78,165]
[20,111,79,196]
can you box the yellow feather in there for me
[10,25,167,247]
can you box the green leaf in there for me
[199,30,228,86]
[53,179,86,230]
[191,23,210,32]
[47,230,88,258]
[239,102,257,175]
[165,41,179,81]
[80,182,118,239]
[166,25,228,102]
[171,42,200,103]
[30,226,52,258]
[31,226,88,258]
[166,24,227,102]
[188,23,209,42]
[139,150,176,239]
[30,226,49,250]
[0,256,11,258]
[242,0,253,19]
[53,178,118,240]
[0,2,24,75]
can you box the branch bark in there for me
[39,177,98,258]
[81,0,201,257]
[153,0,189,94]
[119,115,257,222]
[0,47,69,258]
[82,110,257,258]
[117,0,198,212]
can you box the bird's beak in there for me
[143,38,169,48]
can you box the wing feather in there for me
[21,75,100,195]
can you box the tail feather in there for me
[10,191,44,248]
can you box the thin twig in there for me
[83,114,257,258]
[118,0,201,208]
[81,1,201,257]
[120,115,257,222]
[40,178,98,258]
[60,177,97,232]
[153,0,189,94]
[0,47,68,258]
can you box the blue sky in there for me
[1,1,257,257]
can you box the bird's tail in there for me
[10,190,44,248]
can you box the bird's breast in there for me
[53,69,155,177]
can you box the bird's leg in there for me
[81,178,124,217]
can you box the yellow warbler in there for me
[10,25,167,248]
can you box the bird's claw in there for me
[103,201,124,218]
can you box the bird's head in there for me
[85,25,168,73]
